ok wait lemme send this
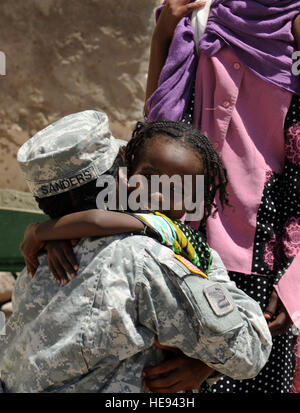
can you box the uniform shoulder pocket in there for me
[183,275,244,335]
[156,252,244,336]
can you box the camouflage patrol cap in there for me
[17,110,126,198]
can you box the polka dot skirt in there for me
[208,272,298,393]
[182,82,195,126]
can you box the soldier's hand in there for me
[45,240,78,285]
[264,289,292,337]
[143,355,214,393]
[142,342,214,393]
[20,223,45,277]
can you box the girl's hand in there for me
[45,240,79,285]
[157,1,206,42]
[142,341,214,392]
[20,223,45,277]
[264,289,292,337]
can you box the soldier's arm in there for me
[193,248,273,379]
[139,243,272,381]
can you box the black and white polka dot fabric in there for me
[209,272,297,393]
[251,94,300,282]
[176,220,212,273]
[182,82,195,126]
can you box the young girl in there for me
[20,119,231,392]
[21,119,229,285]
[145,0,300,393]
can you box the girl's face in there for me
[129,134,204,220]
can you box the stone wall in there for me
[0,0,160,192]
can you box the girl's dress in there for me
[148,0,300,393]
[293,336,300,393]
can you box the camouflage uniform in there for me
[0,235,272,392]
[0,110,272,392]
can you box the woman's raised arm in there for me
[145,1,206,115]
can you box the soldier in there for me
[0,111,272,392]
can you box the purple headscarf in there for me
[147,0,300,122]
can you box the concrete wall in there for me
[0,0,160,192]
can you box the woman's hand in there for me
[142,341,214,393]
[45,240,79,285]
[20,223,45,277]
[264,289,292,337]
[165,0,206,19]
[157,1,206,42]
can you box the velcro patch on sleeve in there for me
[173,254,208,279]
[204,283,234,316]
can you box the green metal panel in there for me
[0,190,48,272]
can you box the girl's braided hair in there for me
[125,120,231,225]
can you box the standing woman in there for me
[145,0,300,393]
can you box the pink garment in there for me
[194,47,291,275]
[193,46,300,326]
[274,252,300,329]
